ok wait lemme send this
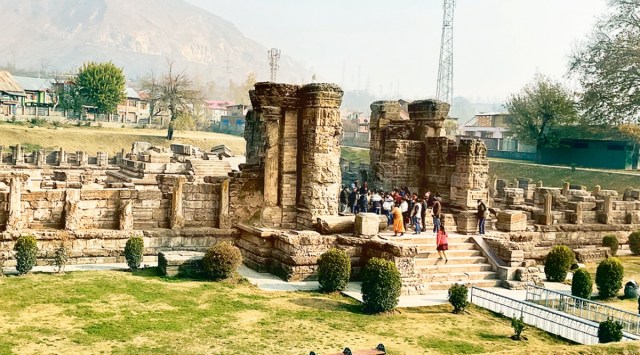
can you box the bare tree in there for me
[142,61,204,139]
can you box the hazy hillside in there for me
[0,0,308,82]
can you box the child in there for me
[436,224,449,262]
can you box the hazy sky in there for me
[186,0,607,102]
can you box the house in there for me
[341,111,370,148]
[218,104,250,135]
[539,138,639,170]
[117,87,149,123]
[460,112,511,139]
[12,75,53,107]
[205,100,233,123]
[0,71,26,117]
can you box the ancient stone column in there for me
[449,139,489,209]
[409,99,450,139]
[296,83,344,229]
[603,195,613,225]
[58,148,66,166]
[119,200,134,231]
[14,144,23,165]
[77,151,88,166]
[219,178,231,229]
[64,189,80,231]
[537,181,543,188]
[562,182,570,197]
[594,185,602,195]
[36,149,46,167]
[97,152,108,167]
[542,192,553,225]
[574,202,584,225]
[170,177,186,230]
[369,101,401,174]
[6,177,23,232]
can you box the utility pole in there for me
[436,0,456,104]
[268,48,281,82]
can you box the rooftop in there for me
[0,71,25,94]
[13,75,51,92]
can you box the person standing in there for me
[392,203,405,237]
[359,190,368,213]
[339,186,349,213]
[349,188,358,214]
[400,198,409,231]
[382,194,393,225]
[411,199,423,235]
[371,190,383,215]
[477,199,488,235]
[432,197,442,234]
[436,224,449,262]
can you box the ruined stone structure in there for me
[369,99,489,209]
[243,82,343,230]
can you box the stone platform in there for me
[158,250,205,277]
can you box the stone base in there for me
[354,213,379,238]
[158,250,205,277]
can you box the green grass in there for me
[0,269,627,354]
[341,146,370,165]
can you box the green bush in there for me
[361,258,401,314]
[124,236,144,271]
[602,235,619,256]
[571,269,593,299]
[629,231,640,256]
[598,317,623,344]
[596,257,624,299]
[14,235,38,275]
[51,242,69,274]
[317,248,351,292]
[448,283,469,314]
[202,242,243,280]
[544,245,575,282]
[511,315,526,340]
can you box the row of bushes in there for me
[600,231,640,257]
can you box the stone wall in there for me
[369,99,489,208]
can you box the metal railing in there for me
[470,286,639,345]
[526,285,640,335]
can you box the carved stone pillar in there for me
[58,148,66,166]
[64,189,81,231]
[296,83,344,229]
[170,177,186,230]
[97,152,108,166]
[36,149,46,167]
[119,200,134,231]
[14,144,23,164]
[6,177,23,232]
[77,151,88,166]
[541,192,553,225]
[219,178,231,229]
[369,100,401,180]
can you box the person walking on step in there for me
[413,198,423,235]
[477,199,488,235]
[432,196,442,235]
[392,202,405,237]
[436,224,449,262]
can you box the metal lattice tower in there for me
[268,48,281,82]
[436,0,456,104]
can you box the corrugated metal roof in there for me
[0,70,25,94]
[124,87,141,100]
[13,75,51,91]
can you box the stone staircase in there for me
[187,159,232,177]
[394,234,501,291]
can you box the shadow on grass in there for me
[131,267,251,286]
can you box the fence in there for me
[526,285,640,335]
[470,286,639,345]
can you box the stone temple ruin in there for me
[1,81,640,294]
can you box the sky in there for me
[186,0,607,102]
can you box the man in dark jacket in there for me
[339,186,349,213]
[432,197,442,234]
[477,199,488,235]
[349,188,358,214]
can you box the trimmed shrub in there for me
[14,235,38,275]
[511,315,526,340]
[602,235,619,256]
[598,318,623,344]
[596,257,624,299]
[51,242,69,274]
[448,283,469,314]
[544,245,575,282]
[361,258,401,314]
[202,242,243,280]
[124,236,144,271]
[571,269,593,299]
[317,248,351,292]
[629,231,640,256]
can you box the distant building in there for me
[0,71,26,117]
[341,111,370,148]
[460,112,511,139]
[117,87,149,123]
[540,138,640,170]
[218,104,250,135]
[205,100,233,123]
[12,75,53,107]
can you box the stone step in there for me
[417,242,477,252]
[418,263,494,274]
[425,279,502,291]
[417,249,483,259]
[392,235,471,244]
[420,270,498,283]
[415,256,488,267]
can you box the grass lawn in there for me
[0,269,635,354]
[0,121,246,156]
[341,146,370,165]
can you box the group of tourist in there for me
[339,180,490,262]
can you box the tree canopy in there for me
[505,74,578,146]
[75,62,126,114]
[570,0,640,124]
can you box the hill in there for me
[0,0,307,82]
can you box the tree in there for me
[143,62,204,139]
[505,74,578,148]
[228,73,257,105]
[570,0,640,125]
[75,62,126,114]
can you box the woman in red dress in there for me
[436,224,448,262]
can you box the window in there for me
[607,143,625,151]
